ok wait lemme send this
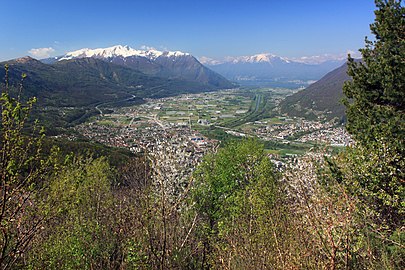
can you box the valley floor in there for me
[63,88,353,180]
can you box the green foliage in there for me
[342,0,405,228]
[28,156,117,269]
[42,137,136,168]
[193,139,275,226]
[191,139,279,268]
[335,144,404,227]
[344,1,405,145]
[322,155,405,269]
[0,65,57,269]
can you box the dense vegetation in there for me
[0,1,403,269]
[339,0,404,248]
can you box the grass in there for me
[97,120,115,126]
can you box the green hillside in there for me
[280,62,350,121]
[0,57,233,131]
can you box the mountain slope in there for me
[279,62,350,120]
[2,56,232,107]
[46,45,234,89]
[1,57,156,106]
[1,56,234,131]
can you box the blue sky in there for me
[0,0,376,61]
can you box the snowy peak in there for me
[232,53,289,64]
[199,56,222,65]
[50,44,233,90]
[59,45,190,61]
[247,53,276,63]
[202,53,353,66]
[201,53,291,65]
[162,50,190,58]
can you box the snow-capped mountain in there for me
[227,53,291,64]
[45,45,234,89]
[201,53,345,88]
[199,53,290,65]
[59,45,189,61]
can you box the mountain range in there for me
[2,45,237,106]
[43,45,233,89]
[0,45,236,131]
[1,44,354,129]
[201,53,345,88]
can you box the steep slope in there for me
[153,53,233,88]
[1,57,153,106]
[2,56,231,107]
[47,45,234,89]
[279,62,350,120]
[1,56,232,131]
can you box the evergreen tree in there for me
[342,0,404,227]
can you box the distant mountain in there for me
[202,53,345,88]
[279,62,351,120]
[44,45,234,89]
[1,46,234,132]
[1,56,227,107]
[2,57,125,106]
[0,55,236,132]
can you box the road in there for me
[143,114,166,129]
[253,94,262,113]
[221,93,263,128]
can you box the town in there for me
[68,88,353,183]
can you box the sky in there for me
[0,0,376,62]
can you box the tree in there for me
[0,65,55,269]
[28,156,117,269]
[343,0,404,228]
[191,139,279,268]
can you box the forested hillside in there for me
[280,62,350,120]
[0,56,234,132]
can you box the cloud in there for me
[140,45,156,50]
[28,47,55,59]
[289,50,362,64]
